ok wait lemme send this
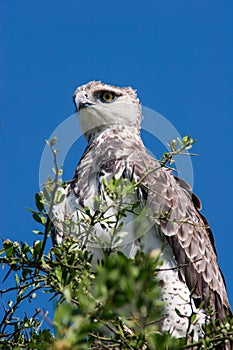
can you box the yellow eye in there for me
[100,91,115,102]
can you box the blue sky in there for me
[1,0,233,323]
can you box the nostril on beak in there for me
[74,91,94,111]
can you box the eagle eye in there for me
[100,91,115,103]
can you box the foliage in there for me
[0,136,232,349]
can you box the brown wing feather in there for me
[129,151,231,321]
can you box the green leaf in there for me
[15,273,20,284]
[84,206,91,216]
[32,212,43,224]
[175,308,186,318]
[32,230,44,235]
[49,136,57,147]
[33,240,43,255]
[54,189,66,205]
[182,135,189,143]
[55,268,63,283]
[132,200,140,209]
[26,207,39,214]
[41,216,47,225]
[35,192,44,212]
[43,186,51,201]
[191,313,197,323]
[93,197,100,211]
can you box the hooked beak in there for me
[73,91,95,111]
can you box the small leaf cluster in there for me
[161,135,196,166]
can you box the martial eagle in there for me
[51,81,232,341]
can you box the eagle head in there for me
[73,81,142,142]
